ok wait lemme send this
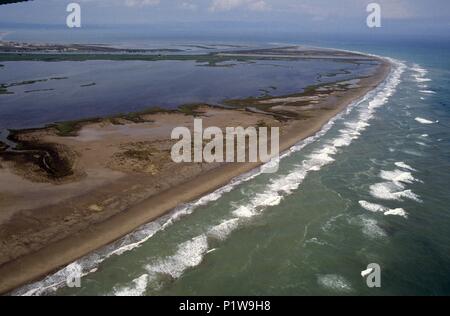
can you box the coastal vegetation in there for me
[0,76,69,94]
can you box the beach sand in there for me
[0,56,391,294]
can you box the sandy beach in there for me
[0,53,391,294]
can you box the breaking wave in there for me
[415,117,437,124]
[395,162,416,171]
[411,64,432,84]
[359,200,408,219]
[369,182,422,202]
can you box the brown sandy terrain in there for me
[0,56,391,294]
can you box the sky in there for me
[0,0,449,40]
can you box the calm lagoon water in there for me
[0,58,373,130]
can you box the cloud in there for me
[78,0,161,7]
[286,0,415,20]
[209,0,270,12]
[123,0,160,7]
[180,1,198,11]
[248,0,270,11]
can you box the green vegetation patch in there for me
[178,104,205,116]
[53,118,102,137]
[0,52,287,65]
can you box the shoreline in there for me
[0,56,392,295]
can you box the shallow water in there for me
[0,58,373,130]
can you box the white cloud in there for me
[123,0,160,7]
[248,0,270,11]
[210,0,270,12]
[180,1,198,11]
[286,0,415,20]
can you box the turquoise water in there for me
[11,40,450,296]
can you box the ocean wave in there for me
[379,169,418,185]
[18,262,83,296]
[411,64,428,76]
[415,117,437,124]
[349,215,387,239]
[410,65,433,92]
[13,57,406,296]
[111,234,213,296]
[369,182,422,202]
[419,90,436,95]
[415,77,432,83]
[113,274,149,297]
[359,200,387,213]
[384,208,408,218]
[395,162,416,171]
[207,218,240,241]
[317,274,352,292]
[360,216,387,238]
[144,234,209,279]
[359,200,408,219]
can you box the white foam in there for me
[145,235,209,279]
[233,206,256,218]
[369,182,422,202]
[395,162,416,171]
[317,274,352,292]
[359,200,387,213]
[360,216,387,238]
[380,169,417,185]
[384,208,408,219]
[113,274,149,296]
[415,77,431,83]
[411,64,428,76]
[19,262,83,296]
[415,117,436,124]
[359,200,408,218]
[420,90,436,94]
[207,218,240,241]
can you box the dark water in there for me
[0,58,373,130]
[6,38,450,296]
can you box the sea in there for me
[2,29,450,295]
